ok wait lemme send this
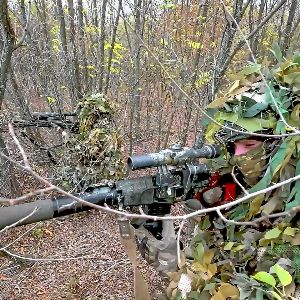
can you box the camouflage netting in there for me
[165,51,300,299]
[56,93,126,192]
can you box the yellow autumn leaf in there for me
[203,250,214,265]
[228,80,240,94]
[232,244,245,252]
[224,242,235,250]
[192,262,206,272]
[207,263,217,277]
[248,195,264,218]
[283,227,297,236]
[211,284,239,300]
[206,96,227,108]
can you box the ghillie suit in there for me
[56,94,125,192]
[166,53,300,299]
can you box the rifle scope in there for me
[127,144,220,170]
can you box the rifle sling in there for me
[118,219,151,300]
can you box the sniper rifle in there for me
[0,143,220,233]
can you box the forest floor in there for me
[0,209,167,300]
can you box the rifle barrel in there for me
[0,187,116,229]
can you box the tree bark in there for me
[56,0,68,55]
[10,68,31,117]
[133,0,143,135]
[252,0,265,57]
[0,0,15,108]
[92,0,98,27]
[181,0,209,145]
[67,0,82,103]
[98,0,108,93]
[0,133,19,197]
[210,0,287,100]
[211,0,244,99]
[37,0,51,53]
[281,0,298,55]
[104,0,122,95]
[77,0,88,92]
[0,0,20,197]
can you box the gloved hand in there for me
[135,218,178,273]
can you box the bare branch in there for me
[177,219,186,268]
[216,209,256,226]
[220,0,298,133]
[1,143,300,223]
[0,187,54,205]
[231,166,249,195]
[217,207,298,227]
[245,0,288,45]
[0,130,299,230]
[14,0,32,50]
[240,0,253,18]
[0,207,38,234]
[1,249,115,262]
[8,123,30,169]
[0,223,38,250]
[99,259,131,276]
[223,0,288,64]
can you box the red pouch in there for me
[223,183,236,202]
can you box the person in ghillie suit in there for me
[56,93,126,192]
[163,52,300,299]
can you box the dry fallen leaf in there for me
[0,273,10,281]
[211,283,239,300]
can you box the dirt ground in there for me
[0,209,166,300]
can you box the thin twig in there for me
[177,219,186,268]
[8,124,31,169]
[0,207,38,234]
[1,249,111,262]
[0,187,54,205]
[231,166,249,195]
[99,259,130,276]
[217,207,298,227]
[1,128,300,226]
[216,209,256,226]
[1,147,300,223]
[0,223,38,250]
[250,211,296,224]
[228,0,288,62]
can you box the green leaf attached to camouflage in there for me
[273,264,292,287]
[252,271,276,287]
